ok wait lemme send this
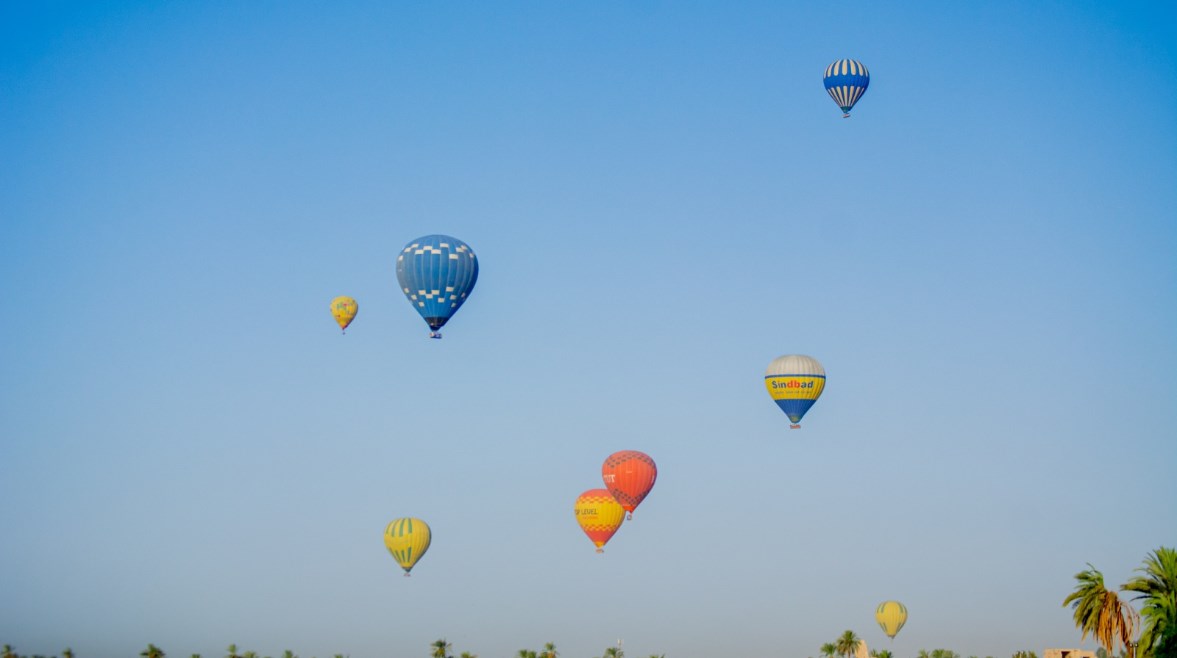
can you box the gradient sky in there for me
[2,2,1175,658]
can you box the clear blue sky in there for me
[2,2,1175,658]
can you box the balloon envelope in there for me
[395,235,478,334]
[824,59,870,116]
[384,517,432,575]
[602,450,657,517]
[574,489,625,553]
[764,354,826,427]
[330,296,358,332]
[875,600,907,638]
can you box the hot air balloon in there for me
[384,517,431,576]
[330,296,358,333]
[602,451,657,520]
[764,354,826,428]
[875,600,907,639]
[574,489,625,553]
[395,235,478,338]
[824,59,869,117]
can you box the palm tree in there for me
[226,646,240,658]
[600,647,624,658]
[516,651,537,658]
[2,647,15,658]
[62,649,74,658]
[282,651,297,658]
[140,645,166,658]
[1064,563,1141,656]
[874,650,893,658]
[1123,547,1177,658]
[458,653,478,658]
[835,631,861,658]
[539,644,557,658]
[821,643,837,658]
[431,640,452,658]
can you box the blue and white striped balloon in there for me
[823,59,870,117]
[395,235,479,337]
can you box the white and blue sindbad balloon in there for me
[764,354,826,429]
[824,59,869,118]
[395,235,478,338]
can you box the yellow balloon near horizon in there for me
[875,600,907,638]
[330,296,358,333]
[384,517,431,575]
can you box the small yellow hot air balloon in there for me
[330,296,358,333]
[384,517,431,576]
[875,600,907,639]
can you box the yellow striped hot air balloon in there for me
[384,517,431,576]
[875,600,907,639]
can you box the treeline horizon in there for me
[0,644,1139,658]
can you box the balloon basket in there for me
[790,424,801,429]
[626,512,633,520]
[429,332,442,339]
[403,572,411,577]
[842,113,850,118]
[595,547,604,554]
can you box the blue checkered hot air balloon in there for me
[824,59,870,118]
[395,235,478,339]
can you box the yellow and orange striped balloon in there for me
[574,489,625,553]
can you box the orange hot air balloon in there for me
[574,489,625,553]
[602,450,657,520]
